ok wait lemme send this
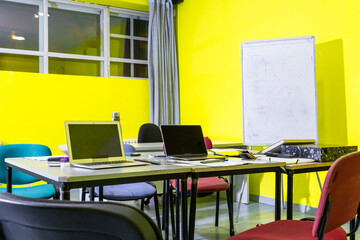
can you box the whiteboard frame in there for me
[241,36,318,146]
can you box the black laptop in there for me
[161,125,226,161]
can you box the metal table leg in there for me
[287,170,294,220]
[188,174,198,240]
[181,178,188,240]
[6,166,12,193]
[61,186,71,200]
[275,169,281,220]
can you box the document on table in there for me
[24,155,67,161]
[255,155,315,164]
[168,158,266,167]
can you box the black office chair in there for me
[138,123,163,143]
[0,192,163,240]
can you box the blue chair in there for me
[93,144,161,228]
[0,144,56,198]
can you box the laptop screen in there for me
[161,125,207,156]
[65,121,124,162]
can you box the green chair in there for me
[0,144,56,198]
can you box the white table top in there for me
[5,156,285,184]
[5,157,193,183]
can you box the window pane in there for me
[110,62,131,77]
[110,16,130,36]
[134,19,148,38]
[49,58,100,76]
[110,38,130,58]
[48,7,101,56]
[0,1,39,51]
[0,53,38,72]
[134,64,148,78]
[134,40,147,60]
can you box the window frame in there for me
[0,0,149,79]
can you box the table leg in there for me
[275,169,281,220]
[90,187,95,201]
[61,186,71,200]
[229,175,234,204]
[181,178,188,240]
[350,219,355,240]
[287,170,294,220]
[164,180,169,240]
[6,166,12,193]
[99,186,103,201]
[189,174,198,240]
[175,179,180,240]
[162,180,167,230]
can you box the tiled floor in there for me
[70,190,353,240]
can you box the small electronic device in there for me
[125,153,141,157]
[259,139,316,155]
[47,158,61,167]
[239,151,256,159]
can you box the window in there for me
[109,10,149,78]
[0,0,149,79]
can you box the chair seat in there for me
[0,184,56,198]
[95,183,157,201]
[227,220,347,240]
[171,177,229,194]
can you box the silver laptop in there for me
[161,125,226,161]
[65,121,148,169]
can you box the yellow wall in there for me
[177,0,360,207]
[0,0,150,155]
[0,71,150,155]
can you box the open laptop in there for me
[161,125,226,161]
[65,121,148,169]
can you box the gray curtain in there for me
[148,0,180,126]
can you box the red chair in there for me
[170,137,234,236]
[227,151,360,240]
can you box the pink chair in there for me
[170,137,234,236]
[227,151,360,240]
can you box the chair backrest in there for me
[0,192,163,240]
[138,123,163,143]
[0,144,51,184]
[312,151,360,237]
[123,143,136,153]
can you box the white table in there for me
[5,158,192,240]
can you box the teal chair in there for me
[0,144,57,198]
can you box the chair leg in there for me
[226,188,234,236]
[215,191,220,226]
[53,187,60,200]
[153,192,162,229]
[144,196,151,205]
[141,198,145,211]
[169,189,176,238]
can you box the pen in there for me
[134,159,161,165]
[200,159,226,164]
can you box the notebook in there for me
[65,121,148,169]
[161,125,226,161]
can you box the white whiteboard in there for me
[241,36,318,146]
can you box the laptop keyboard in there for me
[80,160,133,166]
